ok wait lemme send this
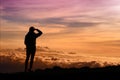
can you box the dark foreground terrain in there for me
[0,65,120,80]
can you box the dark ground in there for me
[0,65,120,80]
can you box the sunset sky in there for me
[1,0,120,60]
[1,0,120,73]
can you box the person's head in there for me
[29,26,35,32]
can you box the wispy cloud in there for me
[1,0,119,32]
[40,17,100,27]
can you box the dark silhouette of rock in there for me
[0,65,120,80]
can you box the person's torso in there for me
[25,32,37,46]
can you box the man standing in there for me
[24,26,43,72]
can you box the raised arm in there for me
[35,29,43,38]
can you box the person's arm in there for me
[35,29,43,37]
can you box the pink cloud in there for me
[1,0,120,32]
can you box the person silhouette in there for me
[24,26,43,72]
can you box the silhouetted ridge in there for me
[1,65,120,80]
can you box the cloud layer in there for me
[1,0,120,30]
[0,47,120,73]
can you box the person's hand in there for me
[35,29,40,32]
[35,29,38,30]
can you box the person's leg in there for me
[29,53,35,71]
[25,49,30,72]
[29,47,36,71]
